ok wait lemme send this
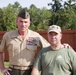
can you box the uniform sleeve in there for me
[68,48,76,75]
[37,34,50,48]
[0,33,7,52]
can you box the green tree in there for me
[37,8,52,30]
[48,0,62,12]
[29,5,52,30]
[48,0,76,30]
[0,1,22,31]
[63,0,76,29]
[0,8,4,30]
[12,1,22,10]
[29,4,41,30]
[0,1,76,30]
[48,0,63,25]
[2,4,18,31]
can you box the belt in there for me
[10,65,32,70]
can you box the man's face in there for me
[16,17,30,33]
[48,32,62,45]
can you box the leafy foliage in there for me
[0,0,76,31]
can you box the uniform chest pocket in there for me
[7,42,19,50]
[26,39,38,51]
[26,45,37,51]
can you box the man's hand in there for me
[63,43,72,49]
[1,68,12,75]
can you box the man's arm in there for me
[0,52,5,71]
[31,67,40,75]
[0,52,11,75]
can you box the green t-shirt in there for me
[33,46,76,75]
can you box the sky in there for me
[0,0,66,9]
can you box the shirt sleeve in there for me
[33,49,43,71]
[0,33,7,52]
[68,48,76,75]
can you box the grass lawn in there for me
[0,62,9,75]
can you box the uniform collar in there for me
[11,29,31,40]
